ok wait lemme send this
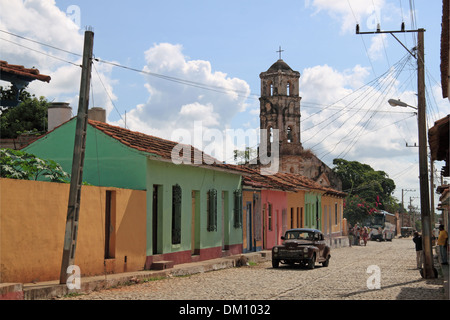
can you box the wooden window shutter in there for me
[207,189,217,231]
[233,189,242,228]
[172,184,182,244]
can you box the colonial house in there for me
[228,165,346,253]
[22,111,244,271]
[270,172,347,246]
[0,178,147,283]
[429,114,449,236]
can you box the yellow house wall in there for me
[286,191,305,229]
[321,195,344,235]
[0,178,146,283]
[242,191,253,250]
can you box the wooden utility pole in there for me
[416,29,436,279]
[356,26,436,278]
[60,29,94,285]
[402,188,415,227]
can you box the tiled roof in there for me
[21,117,346,196]
[89,120,219,165]
[225,164,346,197]
[270,172,346,197]
[0,60,51,83]
[221,164,296,191]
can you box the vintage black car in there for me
[272,228,331,269]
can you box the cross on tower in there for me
[276,46,284,60]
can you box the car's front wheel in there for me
[308,254,316,269]
[322,255,330,267]
[272,259,280,268]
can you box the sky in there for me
[0,0,449,213]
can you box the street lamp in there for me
[388,98,418,110]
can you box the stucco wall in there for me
[0,178,146,283]
[260,190,287,249]
[286,190,306,229]
[321,195,344,236]
[23,119,148,190]
[145,159,243,265]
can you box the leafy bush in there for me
[0,148,69,183]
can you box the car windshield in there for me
[285,231,315,240]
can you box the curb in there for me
[20,251,272,300]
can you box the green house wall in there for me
[146,159,242,257]
[23,118,148,190]
[23,119,244,265]
[304,191,322,229]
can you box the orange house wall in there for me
[0,178,146,284]
[321,195,344,235]
[286,191,306,229]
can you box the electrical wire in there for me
[299,53,413,161]
[0,37,81,67]
[347,0,377,76]
[94,57,258,100]
[92,61,127,128]
[0,29,82,57]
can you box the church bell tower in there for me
[259,58,303,159]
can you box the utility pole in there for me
[402,189,415,227]
[356,25,436,278]
[430,158,435,227]
[60,29,94,285]
[416,28,436,279]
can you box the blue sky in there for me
[1,0,449,210]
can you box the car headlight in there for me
[303,247,309,253]
[273,247,279,253]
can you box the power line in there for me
[94,57,258,100]
[302,53,411,148]
[347,0,377,76]
[0,29,82,57]
[92,61,127,128]
[0,37,81,67]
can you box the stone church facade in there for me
[254,58,342,191]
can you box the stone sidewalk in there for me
[1,241,448,300]
[2,251,270,300]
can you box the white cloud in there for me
[305,0,386,34]
[368,34,388,61]
[0,0,116,116]
[118,42,251,160]
[299,63,419,166]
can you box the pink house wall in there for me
[260,190,287,249]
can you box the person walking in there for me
[348,225,354,247]
[437,225,448,265]
[355,227,361,246]
[412,231,423,269]
[362,227,368,246]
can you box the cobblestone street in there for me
[58,237,446,301]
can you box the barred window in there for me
[172,184,182,244]
[233,189,242,228]
[207,189,217,232]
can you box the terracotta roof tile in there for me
[22,117,347,195]
[88,120,221,166]
[0,60,51,83]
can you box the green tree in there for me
[233,147,257,165]
[1,86,49,139]
[0,148,69,183]
[332,158,399,225]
